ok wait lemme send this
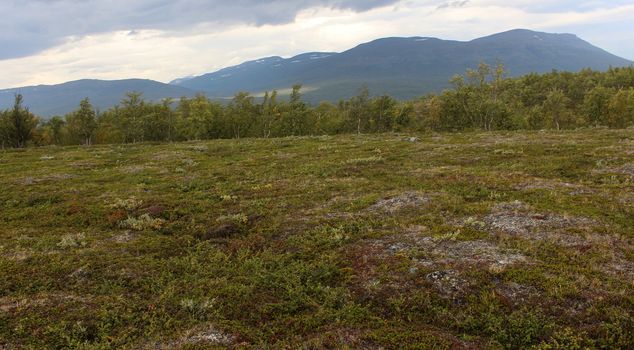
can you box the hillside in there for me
[173,29,632,101]
[1,130,633,348]
[0,79,198,117]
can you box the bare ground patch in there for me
[111,231,139,243]
[471,201,598,246]
[353,227,529,300]
[1,250,33,262]
[514,177,595,195]
[69,161,100,170]
[495,281,540,306]
[457,201,634,278]
[150,325,235,349]
[0,293,89,313]
[19,173,75,185]
[119,165,157,174]
[368,226,528,271]
[151,151,184,162]
[367,192,431,214]
[616,163,634,176]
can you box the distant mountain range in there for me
[0,79,197,117]
[1,29,631,117]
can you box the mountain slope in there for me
[173,29,632,101]
[0,79,198,117]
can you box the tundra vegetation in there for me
[1,64,634,348]
[1,64,634,149]
[1,128,633,348]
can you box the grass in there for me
[0,129,633,349]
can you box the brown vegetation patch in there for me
[107,210,127,227]
[196,214,262,241]
[199,223,241,240]
[143,205,167,217]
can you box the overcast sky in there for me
[1,0,633,88]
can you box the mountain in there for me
[1,29,631,117]
[173,29,632,102]
[0,79,198,117]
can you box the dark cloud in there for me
[0,0,401,60]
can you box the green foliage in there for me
[0,94,38,148]
[7,64,634,149]
[606,88,634,128]
[65,97,97,145]
[279,84,311,136]
[542,89,573,130]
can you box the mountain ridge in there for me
[1,29,631,116]
[172,28,632,102]
[0,78,198,117]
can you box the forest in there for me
[1,63,634,148]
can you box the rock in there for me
[406,137,420,143]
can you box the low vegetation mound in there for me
[1,129,633,348]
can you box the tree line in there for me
[1,63,634,148]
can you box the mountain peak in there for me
[472,28,581,44]
[170,29,630,103]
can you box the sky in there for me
[1,0,633,88]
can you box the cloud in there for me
[0,0,401,60]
